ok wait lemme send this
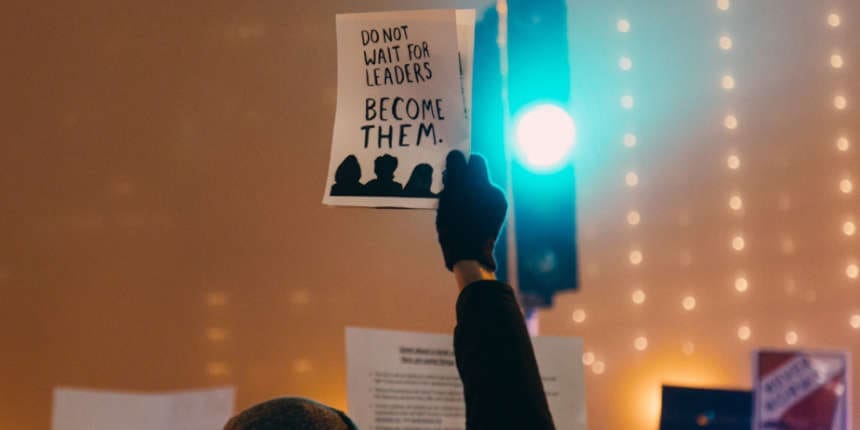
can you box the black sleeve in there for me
[453,280,555,430]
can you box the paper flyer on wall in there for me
[324,9,475,209]
[51,387,235,430]
[345,327,587,430]
[753,349,851,430]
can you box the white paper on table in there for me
[51,387,235,430]
[324,9,473,209]
[345,327,587,430]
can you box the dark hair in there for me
[224,397,358,430]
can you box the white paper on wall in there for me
[51,387,235,430]
[345,327,587,430]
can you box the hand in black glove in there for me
[436,150,508,271]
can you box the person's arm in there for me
[453,260,495,290]
[453,265,555,430]
[436,151,555,430]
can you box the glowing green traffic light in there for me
[513,104,576,171]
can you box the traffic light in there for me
[472,0,579,307]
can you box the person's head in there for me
[335,155,361,184]
[405,163,433,191]
[224,397,357,430]
[373,154,398,180]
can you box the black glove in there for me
[436,150,508,271]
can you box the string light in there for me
[727,154,741,169]
[634,336,648,351]
[719,36,733,50]
[627,210,641,226]
[626,171,640,187]
[624,133,637,148]
[785,331,799,345]
[831,54,844,69]
[729,194,743,211]
[629,250,644,265]
[721,74,735,90]
[735,276,749,292]
[828,13,841,28]
[836,137,850,152]
[621,95,635,109]
[840,179,853,194]
[737,325,751,341]
[847,264,859,279]
[844,221,856,236]
[619,56,632,71]
[682,296,697,311]
[732,235,746,251]
[572,309,587,323]
[582,352,596,366]
[850,314,860,329]
[724,114,738,130]
[617,19,631,33]
[834,95,847,110]
[592,361,606,375]
[717,0,730,11]
[632,289,646,304]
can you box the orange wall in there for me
[1,1,858,429]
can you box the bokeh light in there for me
[682,296,697,311]
[626,171,640,187]
[735,276,749,293]
[627,210,641,226]
[632,289,646,305]
[831,54,844,69]
[724,114,738,129]
[624,133,637,148]
[737,325,751,341]
[630,250,644,265]
[582,352,596,366]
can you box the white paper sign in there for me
[324,10,474,209]
[345,327,587,430]
[51,387,235,430]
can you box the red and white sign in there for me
[753,350,851,430]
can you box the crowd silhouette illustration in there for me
[330,154,437,198]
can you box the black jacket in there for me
[454,280,556,430]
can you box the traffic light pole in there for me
[496,0,540,336]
